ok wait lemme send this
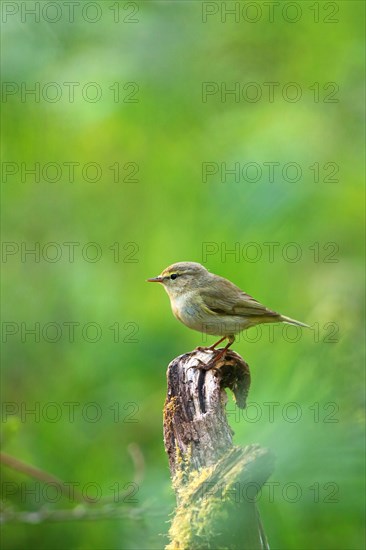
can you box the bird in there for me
[147,261,308,368]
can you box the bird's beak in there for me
[147,276,163,283]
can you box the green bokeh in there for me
[1,1,364,549]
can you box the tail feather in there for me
[279,315,309,328]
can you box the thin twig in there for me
[0,442,146,505]
[0,504,154,524]
[0,452,85,503]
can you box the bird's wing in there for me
[200,279,279,319]
[232,293,279,318]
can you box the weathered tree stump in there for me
[163,348,274,550]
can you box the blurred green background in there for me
[1,1,365,549]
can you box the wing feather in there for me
[200,277,279,319]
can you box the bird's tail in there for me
[279,315,309,328]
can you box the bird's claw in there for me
[189,357,219,372]
[195,345,214,352]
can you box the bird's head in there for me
[147,261,211,298]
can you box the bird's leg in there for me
[194,336,235,371]
[195,336,227,352]
[212,336,235,362]
[208,336,227,350]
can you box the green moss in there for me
[168,461,240,549]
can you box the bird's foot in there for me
[191,358,219,372]
[191,359,216,371]
[191,348,227,371]
[195,344,222,353]
[195,345,214,352]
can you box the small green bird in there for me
[148,261,308,365]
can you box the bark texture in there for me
[163,348,274,550]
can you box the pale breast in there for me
[170,293,205,331]
[170,293,249,336]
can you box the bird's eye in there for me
[170,274,178,280]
